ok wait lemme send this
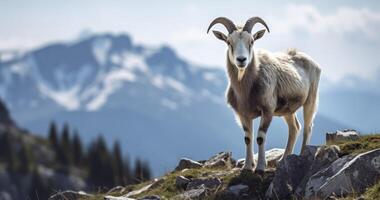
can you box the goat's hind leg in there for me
[280,113,300,161]
[301,93,318,154]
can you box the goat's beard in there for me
[237,68,246,81]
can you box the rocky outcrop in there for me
[267,144,380,199]
[236,148,285,168]
[175,158,203,171]
[326,129,360,143]
[49,133,380,200]
[304,148,380,199]
[49,190,93,200]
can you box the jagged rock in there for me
[104,196,135,200]
[49,190,93,200]
[125,180,157,197]
[315,145,340,164]
[326,129,360,143]
[0,191,11,200]
[236,148,285,168]
[175,186,209,200]
[295,145,340,196]
[176,176,190,190]
[304,149,380,199]
[204,152,233,168]
[175,158,203,171]
[138,195,160,200]
[186,177,222,190]
[107,186,126,195]
[227,184,249,196]
[266,146,316,199]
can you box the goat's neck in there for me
[227,56,257,101]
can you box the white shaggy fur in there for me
[208,17,321,172]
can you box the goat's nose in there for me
[237,57,247,63]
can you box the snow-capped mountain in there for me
[0,33,349,175]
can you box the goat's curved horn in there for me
[207,17,237,34]
[243,17,270,33]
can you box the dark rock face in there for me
[267,144,380,199]
[304,149,380,199]
[175,175,190,190]
[138,195,161,200]
[175,158,203,171]
[266,145,340,199]
[266,154,313,199]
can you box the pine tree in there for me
[48,121,58,147]
[112,141,124,185]
[141,161,152,181]
[87,135,115,189]
[133,158,143,183]
[3,133,17,172]
[59,122,72,166]
[17,144,33,173]
[72,130,83,166]
[123,154,133,185]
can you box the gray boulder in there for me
[236,148,285,168]
[138,195,160,200]
[326,129,359,143]
[295,145,341,196]
[175,187,209,200]
[49,190,93,200]
[266,146,318,199]
[227,184,249,196]
[175,158,203,171]
[204,152,233,168]
[186,177,222,190]
[176,176,190,190]
[304,148,380,199]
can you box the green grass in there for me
[328,134,380,155]
[81,134,380,200]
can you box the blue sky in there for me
[1,0,380,83]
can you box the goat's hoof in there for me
[242,161,255,170]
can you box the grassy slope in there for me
[83,134,380,200]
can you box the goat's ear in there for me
[253,29,266,41]
[212,30,227,42]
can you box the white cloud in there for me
[274,4,380,41]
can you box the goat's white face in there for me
[207,17,269,81]
[213,30,266,80]
[227,31,254,69]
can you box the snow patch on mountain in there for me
[38,83,81,110]
[122,52,149,74]
[86,68,136,111]
[92,38,112,65]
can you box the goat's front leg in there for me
[238,115,254,170]
[256,111,273,174]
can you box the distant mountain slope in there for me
[0,33,349,175]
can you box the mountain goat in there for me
[207,17,321,173]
